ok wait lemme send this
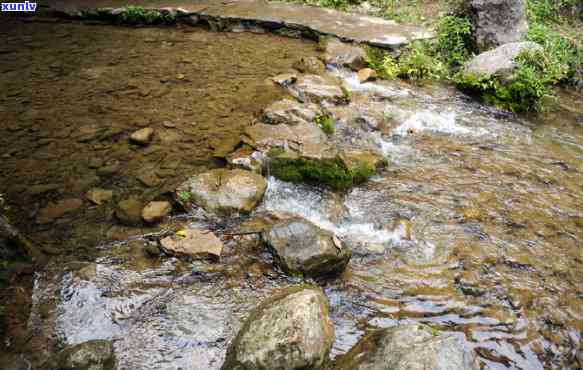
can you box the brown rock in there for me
[142,201,171,223]
[357,68,377,83]
[115,198,143,226]
[85,188,113,205]
[130,127,154,145]
[160,228,223,260]
[37,198,83,224]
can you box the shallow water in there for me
[2,17,583,370]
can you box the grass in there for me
[118,6,176,25]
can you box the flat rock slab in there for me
[47,0,434,49]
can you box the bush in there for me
[436,15,474,66]
[528,0,582,23]
[527,23,582,88]
[118,6,176,25]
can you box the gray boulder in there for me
[463,41,543,80]
[467,0,528,51]
[261,99,320,126]
[263,217,352,277]
[221,286,335,370]
[56,340,115,370]
[331,324,479,370]
[176,169,267,215]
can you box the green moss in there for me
[313,113,336,135]
[269,157,379,190]
[117,6,174,25]
[178,191,191,203]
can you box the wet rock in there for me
[75,263,97,281]
[332,323,479,370]
[225,145,265,173]
[467,0,528,51]
[263,217,352,277]
[269,73,297,87]
[323,39,367,70]
[243,119,337,161]
[160,228,223,259]
[463,42,543,80]
[293,56,327,74]
[115,198,143,226]
[261,99,320,126]
[129,127,154,145]
[85,188,113,205]
[96,162,120,177]
[357,68,377,83]
[291,74,346,104]
[73,124,106,143]
[56,340,115,370]
[136,171,162,188]
[142,201,171,223]
[176,169,267,215]
[221,286,335,370]
[36,198,83,224]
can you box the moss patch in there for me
[269,157,378,190]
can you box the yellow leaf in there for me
[176,230,187,238]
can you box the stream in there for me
[1,16,582,370]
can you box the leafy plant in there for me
[397,41,447,81]
[436,15,474,66]
[314,113,336,135]
[178,191,191,203]
[118,6,165,25]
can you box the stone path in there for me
[45,0,435,49]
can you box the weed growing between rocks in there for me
[314,113,336,135]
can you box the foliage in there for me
[398,41,447,80]
[527,0,582,23]
[178,191,191,203]
[269,157,378,190]
[314,113,336,135]
[436,15,474,66]
[118,6,175,25]
[527,23,582,88]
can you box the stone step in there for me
[46,0,435,49]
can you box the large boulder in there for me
[463,42,543,80]
[55,340,115,370]
[263,217,352,277]
[467,0,528,51]
[221,286,335,370]
[332,324,480,370]
[176,169,267,215]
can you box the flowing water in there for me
[1,16,583,370]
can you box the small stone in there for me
[269,73,297,87]
[130,127,154,145]
[357,68,377,83]
[37,198,83,224]
[160,228,223,260]
[97,162,120,177]
[142,201,171,223]
[85,188,113,205]
[115,198,143,226]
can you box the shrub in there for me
[397,41,447,80]
[436,15,474,66]
[118,6,167,25]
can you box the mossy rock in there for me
[269,155,382,191]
